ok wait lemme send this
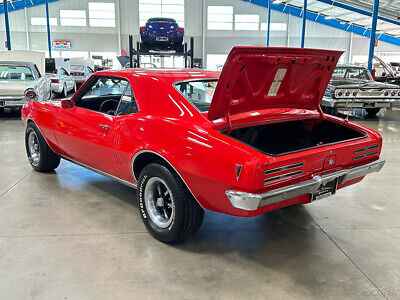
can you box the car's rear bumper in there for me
[226,157,385,211]
[322,97,400,108]
[0,96,26,108]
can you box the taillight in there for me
[384,91,389,96]
[264,162,304,185]
[352,91,357,97]
[345,91,350,96]
[140,26,146,32]
[391,91,396,96]
[178,27,184,33]
[398,91,400,96]
[25,89,38,101]
[51,78,59,83]
[337,91,343,97]
[354,144,379,160]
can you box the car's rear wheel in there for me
[137,163,204,243]
[25,123,61,172]
[366,108,381,116]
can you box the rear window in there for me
[71,65,85,71]
[0,65,34,81]
[147,18,176,23]
[174,80,217,112]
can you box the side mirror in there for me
[61,99,75,109]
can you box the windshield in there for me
[71,65,85,71]
[0,65,34,81]
[332,67,372,80]
[175,80,217,112]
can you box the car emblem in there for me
[328,159,335,166]
[235,164,243,181]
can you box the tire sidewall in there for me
[25,124,46,171]
[138,164,186,242]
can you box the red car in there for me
[22,47,385,243]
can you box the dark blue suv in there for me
[140,18,184,52]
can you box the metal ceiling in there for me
[280,0,400,38]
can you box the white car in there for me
[46,67,76,98]
[0,61,51,111]
[70,64,94,86]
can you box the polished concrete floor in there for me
[0,108,399,299]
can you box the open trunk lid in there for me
[207,47,343,122]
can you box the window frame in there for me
[72,75,139,116]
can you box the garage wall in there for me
[0,0,400,68]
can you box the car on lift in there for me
[322,64,400,116]
[0,61,51,112]
[140,17,184,52]
[21,47,385,243]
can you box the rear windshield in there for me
[71,65,85,71]
[332,67,372,80]
[147,18,176,23]
[0,65,34,81]
[174,80,217,112]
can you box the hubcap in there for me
[144,177,175,228]
[28,131,40,166]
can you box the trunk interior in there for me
[227,119,366,156]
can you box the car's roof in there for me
[0,61,34,67]
[96,68,221,84]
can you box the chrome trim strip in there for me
[131,150,204,209]
[61,155,137,189]
[263,170,303,184]
[226,157,385,211]
[355,144,378,153]
[264,162,303,175]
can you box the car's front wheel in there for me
[137,163,204,243]
[25,123,61,172]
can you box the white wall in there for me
[1,0,400,68]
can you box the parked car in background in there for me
[372,55,400,86]
[0,61,51,112]
[46,67,76,98]
[323,64,400,116]
[22,47,385,243]
[70,64,94,87]
[140,17,184,52]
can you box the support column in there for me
[45,0,52,58]
[266,0,271,46]
[4,0,11,50]
[24,0,30,50]
[300,0,307,48]
[368,0,379,72]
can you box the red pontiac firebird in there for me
[22,47,385,243]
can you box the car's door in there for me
[32,64,50,101]
[54,76,129,175]
[61,68,74,91]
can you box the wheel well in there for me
[132,152,167,181]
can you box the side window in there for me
[74,76,129,115]
[116,85,139,116]
[61,68,69,76]
[87,67,94,73]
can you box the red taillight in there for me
[338,91,343,96]
[345,91,350,96]
[178,27,184,33]
[352,91,357,96]
[384,91,389,96]
[25,89,38,101]
[51,78,59,83]
[140,26,146,32]
[398,91,400,96]
[391,91,396,96]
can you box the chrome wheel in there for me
[28,131,40,166]
[144,177,175,229]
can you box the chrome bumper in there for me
[321,97,400,108]
[0,96,26,108]
[226,158,385,211]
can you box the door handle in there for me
[98,124,110,131]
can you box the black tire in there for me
[366,108,381,116]
[25,123,61,172]
[137,163,204,243]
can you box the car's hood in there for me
[329,78,398,89]
[0,81,34,96]
[207,47,343,121]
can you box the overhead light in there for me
[325,15,335,19]
[273,0,284,3]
